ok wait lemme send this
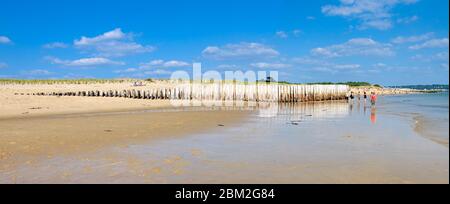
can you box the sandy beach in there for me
[0,82,176,119]
[0,83,448,184]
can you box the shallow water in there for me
[1,94,448,184]
[377,92,449,146]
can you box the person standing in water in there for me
[370,92,377,106]
[348,91,355,103]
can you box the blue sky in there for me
[0,0,448,85]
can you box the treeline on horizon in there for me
[279,81,381,87]
[387,84,449,90]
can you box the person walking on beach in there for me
[363,92,367,101]
[370,92,377,106]
[348,91,355,103]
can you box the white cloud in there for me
[321,0,418,30]
[74,28,125,46]
[74,28,155,57]
[140,59,191,68]
[202,42,280,59]
[162,60,191,67]
[216,64,241,70]
[113,68,139,74]
[276,31,288,39]
[293,29,302,37]
[250,62,291,69]
[0,36,12,44]
[334,64,361,70]
[311,47,340,58]
[311,38,394,57]
[0,62,7,69]
[144,69,172,75]
[291,56,365,74]
[373,63,387,67]
[113,59,190,75]
[292,57,329,66]
[411,52,449,62]
[47,56,124,67]
[312,67,338,74]
[391,32,434,44]
[307,16,316,20]
[434,52,449,61]
[397,15,419,24]
[43,42,68,49]
[21,69,53,76]
[409,38,449,50]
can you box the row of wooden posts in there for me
[32,83,350,103]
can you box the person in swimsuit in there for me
[370,92,377,106]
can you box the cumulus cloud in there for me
[0,36,12,44]
[250,62,291,69]
[391,32,434,44]
[74,28,126,46]
[409,38,449,50]
[113,59,190,75]
[202,42,280,59]
[46,56,124,67]
[311,38,395,57]
[321,0,418,30]
[74,28,155,57]
[43,42,68,49]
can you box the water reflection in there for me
[347,99,377,124]
[257,101,350,121]
[371,107,377,124]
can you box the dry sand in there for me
[0,82,177,119]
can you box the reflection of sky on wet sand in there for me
[1,97,448,184]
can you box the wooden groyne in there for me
[30,83,349,103]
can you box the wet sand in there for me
[0,101,447,184]
[0,109,247,170]
[414,115,449,147]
